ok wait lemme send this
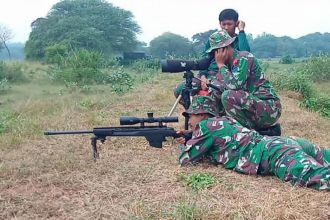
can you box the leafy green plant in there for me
[301,54,330,82]
[301,92,330,118]
[47,49,106,85]
[130,59,160,72]
[279,54,294,64]
[0,111,15,134]
[172,200,203,220]
[182,172,216,191]
[0,78,11,93]
[285,71,313,98]
[45,43,69,65]
[0,61,26,83]
[107,68,133,94]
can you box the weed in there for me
[182,172,216,191]
[172,200,203,220]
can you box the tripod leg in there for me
[168,94,182,116]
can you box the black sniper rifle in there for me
[44,113,186,161]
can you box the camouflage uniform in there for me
[180,96,330,190]
[174,31,281,130]
[173,31,249,104]
[207,31,281,129]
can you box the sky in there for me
[0,0,329,44]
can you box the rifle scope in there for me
[120,112,178,125]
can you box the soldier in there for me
[200,30,282,134]
[203,8,251,71]
[176,96,330,190]
[174,9,251,109]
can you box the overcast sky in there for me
[1,0,329,44]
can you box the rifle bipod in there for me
[91,136,105,161]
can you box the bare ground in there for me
[0,74,329,220]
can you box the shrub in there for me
[107,68,133,94]
[130,59,160,72]
[301,92,330,118]
[45,43,69,65]
[0,78,11,93]
[48,49,107,85]
[0,61,26,83]
[301,54,330,82]
[0,111,15,134]
[279,55,294,64]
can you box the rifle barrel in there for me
[44,130,93,135]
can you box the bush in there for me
[45,43,69,65]
[0,78,11,93]
[0,111,16,134]
[106,68,133,94]
[271,71,313,98]
[301,54,330,82]
[301,92,330,118]
[130,59,160,72]
[269,60,330,118]
[0,61,26,83]
[279,55,294,64]
[48,49,107,85]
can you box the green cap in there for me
[182,96,217,117]
[205,30,236,53]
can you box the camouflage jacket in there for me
[210,50,280,101]
[179,116,268,174]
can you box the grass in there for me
[181,172,217,191]
[0,61,329,219]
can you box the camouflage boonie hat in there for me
[182,96,217,117]
[205,30,236,53]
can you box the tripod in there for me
[167,70,194,130]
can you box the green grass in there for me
[181,172,217,191]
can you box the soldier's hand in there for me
[176,130,186,144]
[238,20,245,32]
[215,48,227,68]
[176,130,192,144]
[200,75,209,90]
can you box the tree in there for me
[0,24,13,59]
[251,33,278,58]
[191,29,217,55]
[25,0,141,60]
[149,32,193,59]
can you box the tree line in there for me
[0,0,329,60]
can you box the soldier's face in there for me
[220,20,237,37]
[188,114,206,130]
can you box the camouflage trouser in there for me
[259,137,330,190]
[221,90,282,129]
[290,136,330,166]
